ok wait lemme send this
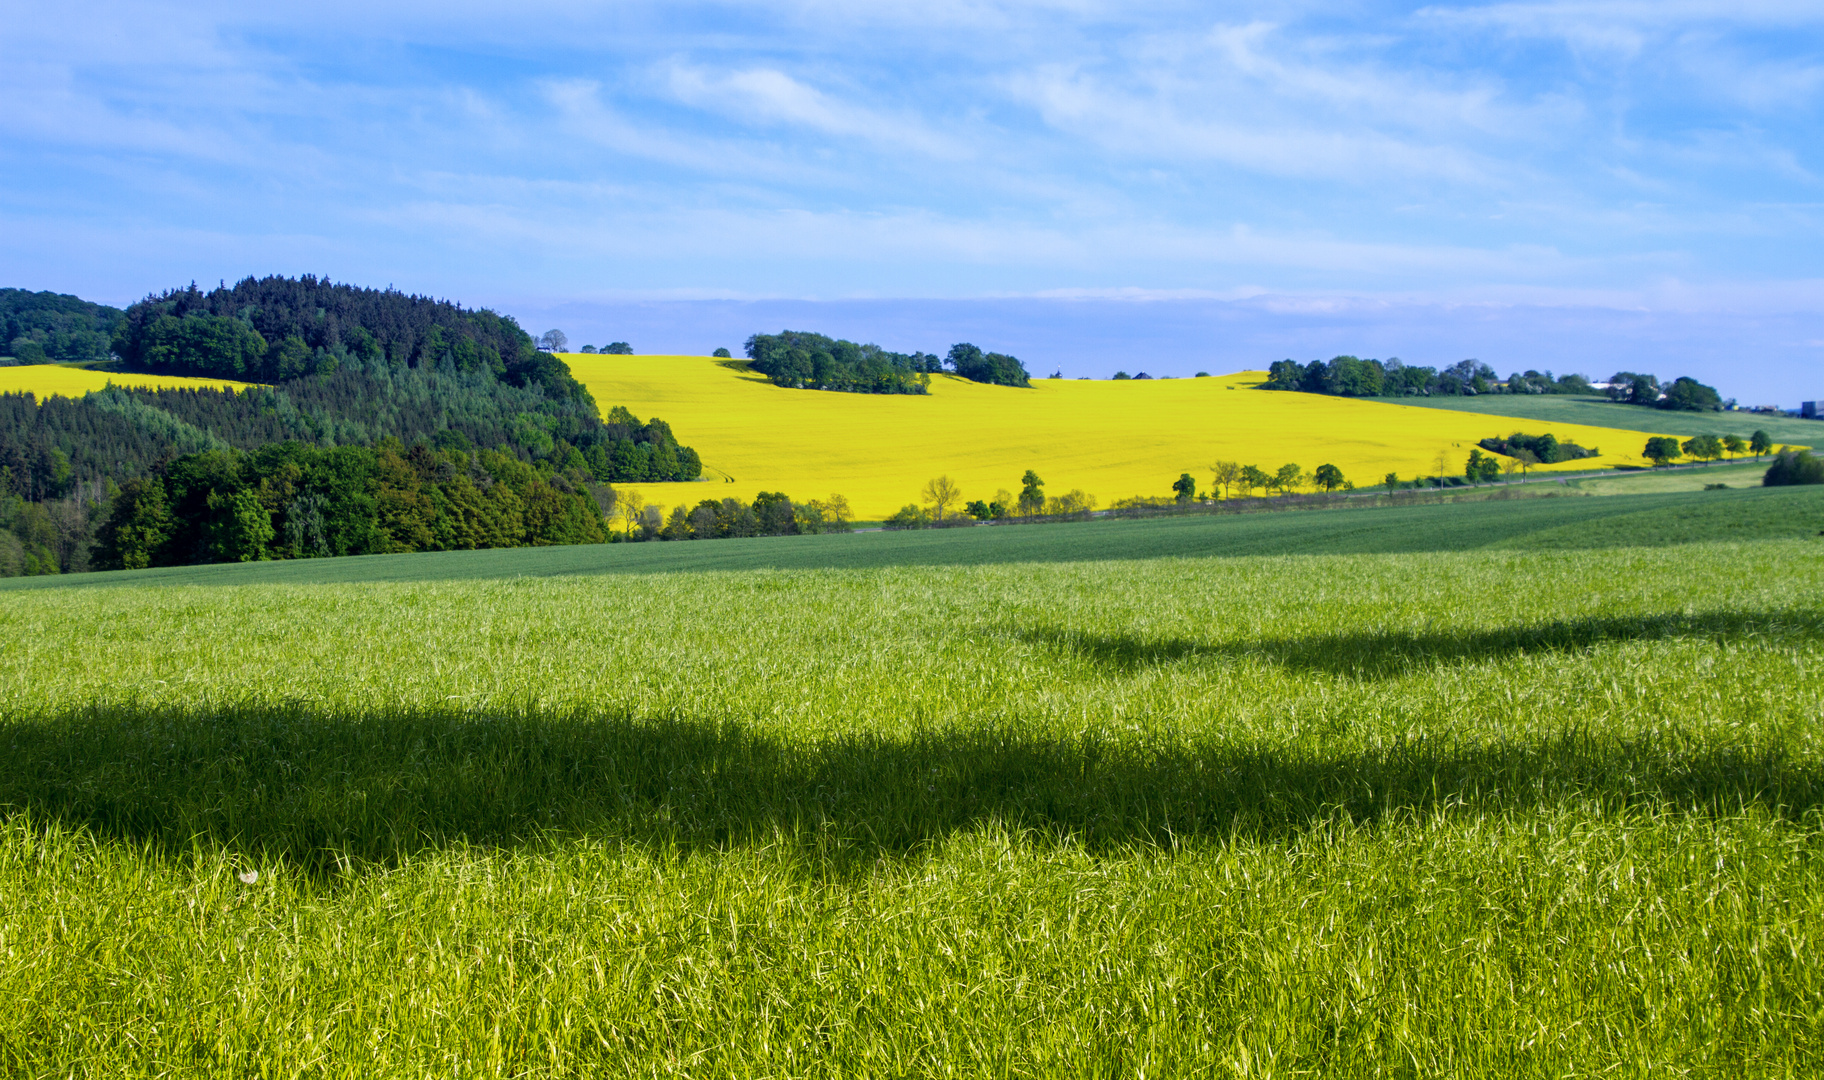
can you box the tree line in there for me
[744,332,1032,394]
[1264,355,1727,410]
[639,491,855,542]
[92,440,611,569]
[1642,431,1773,467]
[881,470,1096,528]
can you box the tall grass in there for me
[2,541,1821,1075]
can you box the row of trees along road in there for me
[885,471,1095,528]
[894,462,1360,529]
[1643,431,1772,466]
[1208,461,1350,499]
[621,490,855,543]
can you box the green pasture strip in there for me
[1384,391,1820,445]
[1564,459,1771,494]
[1,543,1822,1075]
[6,484,1821,591]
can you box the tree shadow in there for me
[1014,608,1824,679]
[1,699,1817,877]
[714,358,771,384]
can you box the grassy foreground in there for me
[2,528,1822,1075]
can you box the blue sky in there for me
[3,1,1820,401]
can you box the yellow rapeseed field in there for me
[563,354,1674,520]
[0,364,255,398]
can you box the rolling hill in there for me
[562,355,1682,519]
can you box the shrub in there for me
[884,504,930,529]
[1763,449,1824,486]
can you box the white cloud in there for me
[1420,0,1824,55]
[1007,64,1501,184]
[664,64,970,159]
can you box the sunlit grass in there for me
[1,540,1821,1074]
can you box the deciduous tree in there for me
[922,475,962,523]
[1643,437,1682,467]
[1018,470,1045,516]
[1210,460,1241,500]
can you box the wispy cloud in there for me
[664,63,970,159]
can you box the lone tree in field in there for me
[1384,471,1399,493]
[1314,463,1344,492]
[1172,473,1197,503]
[922,475,962,523]
[1643,436,1682,466]
[539,329,568,352]
[1018,470,1045,516]
[1211,460,1241,500]
[1751,430,1773,456]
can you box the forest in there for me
[744,331,1031,393]
[110,276,584,405]
[1,288,124,364]
[93,440,608,569]
[0,276,710,575]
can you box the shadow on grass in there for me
[1015,609,1824,679]
[1,697,1818,875]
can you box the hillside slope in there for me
[563,355,1673,519]
[1381,392,1818,445]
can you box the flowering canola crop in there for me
[564,354,1670,520]
[0,365,255,398]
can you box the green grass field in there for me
[6,484,1821,591]
[3,487,1823,1076]
[1386,392,1820,447]
[1562,460,1770,494]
